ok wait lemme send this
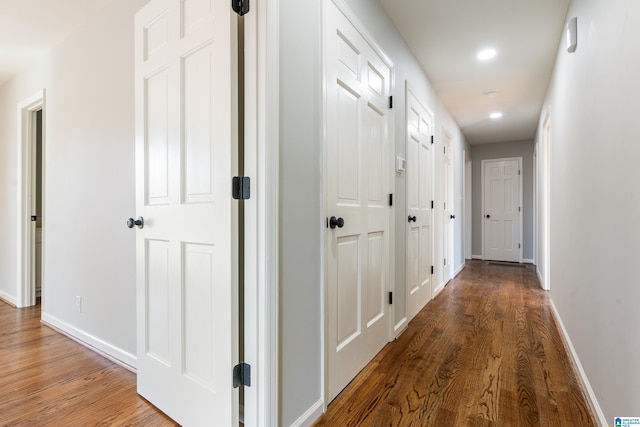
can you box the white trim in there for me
[523,258,535,264]
[394,318,408,337]
[480,157,523,263]
[17,90,45,308]
[536,267,545,290]
[433,282,445,298]
[442,127,454,283]
[0,291,17,307]
[471,255,483,260]
[242,0,280,425]
[550,301,606,426]
[41,312,137,369]
[454,263,465,277]
[289,399,324,427]
[463,151,472,261]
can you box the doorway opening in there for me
[18,90,45,308]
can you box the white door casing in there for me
[482,158,522,263]
[17,90,45,308]
[324,0,393,402]
[405,86,433,321]
[442,130,453,283]
[134,0,238,425]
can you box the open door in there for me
[134,0,238,424]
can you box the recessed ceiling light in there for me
[478,49,497,60]
[484,90,498,98]
[490,112,503,119]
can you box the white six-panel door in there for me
[325,0,393,402]
[406,87,433,321]
[134,0,238,425]
[483,158,521,262]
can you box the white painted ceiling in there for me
[0,0,115,86]
[0,0,568,144]
[380,0,570,144]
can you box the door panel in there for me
[326,1,392,402]
[483,158,521,262]
[406,88,433,321]
[134,0,237,424]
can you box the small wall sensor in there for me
[396,156,406,173]
[567,17,578,53]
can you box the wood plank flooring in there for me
[314,260,597,427]
[0,303,177,426]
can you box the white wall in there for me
[0,0,150,364]
[536,0,640,421]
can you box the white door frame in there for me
[442,127,454,283]
[540,113,551,290]
[463,151,472,261]
[243,0,280,425]
[17,90,45,308]
[481,156,523,262]
[321,0,395,406]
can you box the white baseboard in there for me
[536,268,546,290]
[550,301,607,427]
[523,258,535,264]
[41,312,136,371]
[394,317,407,338]
[454,263,465,277]
[471,255,483,260]
[433,283,445,298]
[289,399,324,427]
[0,290,17,307]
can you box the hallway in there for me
[314,261,597,426]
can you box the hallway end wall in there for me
[470,140,534,260]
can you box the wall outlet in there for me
[75,295,82,313]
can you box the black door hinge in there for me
[444,258,447,266]
[431,200,434,209]
[389,193,393,206]
[431,135,434,144]
[388,292,393,305]
[233,362,251,388]
[232,0,250,16]
[389,96,393,109]
[431,266,434,275]
[232,176,250,200]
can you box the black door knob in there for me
[31,215,37,222]
[408,215,417,223]
[329,216,344,229]
[127,216,144,229]
[450,214,455,219]
[486,214,491,219]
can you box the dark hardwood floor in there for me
[314,260,597,426]
[0,302,177,426]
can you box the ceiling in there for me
[0,0,115,86]
[0,0,569,144]
[380,0,570,144]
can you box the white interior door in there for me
[443,134,453,282]
[325,0,392,402]
[406,87,433,321]
[134,0,238,425]
[483,158,521,262]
